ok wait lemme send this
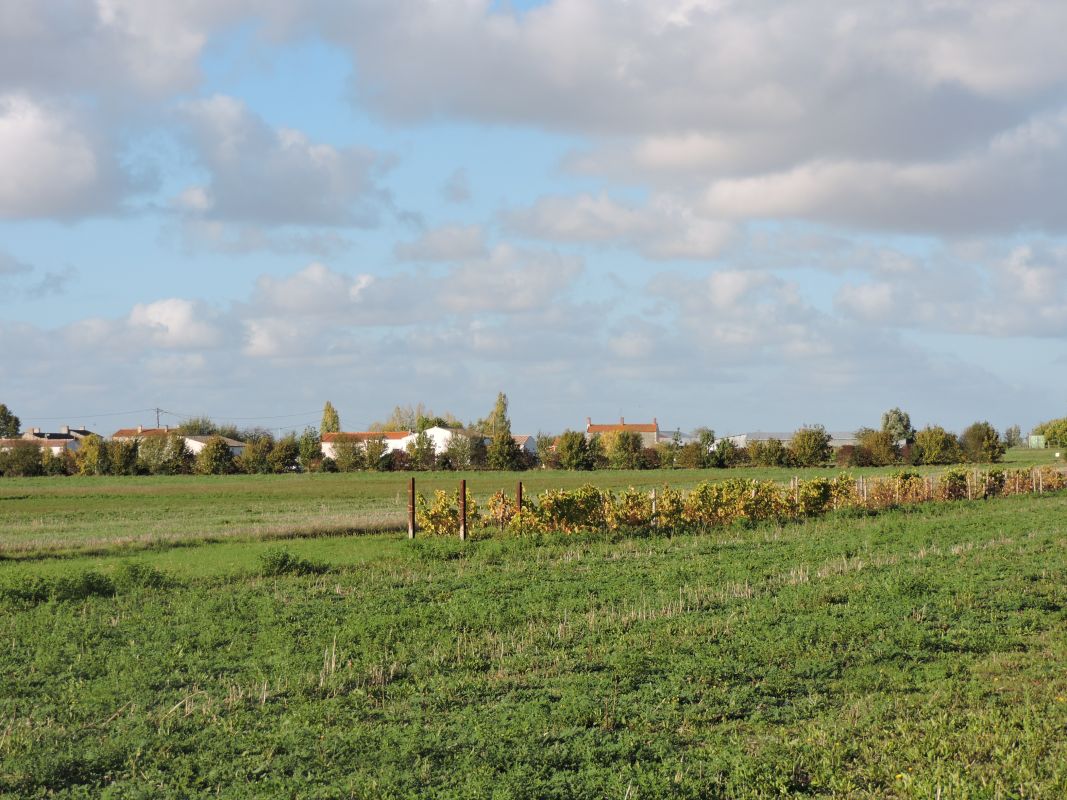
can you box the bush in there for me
[114,562,172,591]
[0,442,44,477]
[855,428,900,466]
[788,426,832,467]
[53,571,116,601]
[1,575,50,603]
[960,421,1005,464]
[748,438,790,467]
[914,426,963,465]
[556,431,594,471]
[195,435,236,475]
[259,548,329,577]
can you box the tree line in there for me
[0,400,1052,478]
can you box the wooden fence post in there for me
[459,479,467,540]
[408,477,416,539]
[651,489,658,528]
[516,481,523,528]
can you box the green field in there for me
[0,447,1059,557]
[2,476,1066,797]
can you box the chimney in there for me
[620,416,625,425]
[137,425,143,434]
[586,416,592,427]
[61,426,69,435]
[653,417,658,429]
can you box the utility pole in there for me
[155,407,162,428]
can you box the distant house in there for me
[111,426,245,457]
[513,435,537,457]
[320,431,411,459]
[585,417,660,449]
[20,426,95,453]
[0,437,77,456]
[180,435,246,457]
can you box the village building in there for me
[585,417,660,449]
[320,431,412,459]
[16,426,96,453]
[111,426,246,457]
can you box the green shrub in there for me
[1,575,51,603]
[114,562,172,591]
[259,548,329,577]
[52,571,116,601]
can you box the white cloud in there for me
[178,95,393,227]
[394,224,487,261]
[701,108,1067,233]
[834,242,1067,338]
[0,93,129,219]
[505,192,734,259]
[128,298,224,349]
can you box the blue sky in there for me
[2,1,1067,437]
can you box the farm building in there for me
[717,431,861,450]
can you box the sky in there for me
[2,0,1067,437]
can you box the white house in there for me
[181,435,246,457]
[513,435,537,457]
[320,431,411,459]
[111,427,246,457]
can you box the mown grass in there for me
[1,492,1065,798]
[0,448,1057,557]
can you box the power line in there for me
[27,408,157,421]
[158,409,322,421]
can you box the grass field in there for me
[2,484,1066,797]
[0,447,1059,557]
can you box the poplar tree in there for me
[486,392,522,470]
[321,401,340,433]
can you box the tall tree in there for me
[486,392,522,470]
[298,426,322,471]
[881,408,915,444]
[0,403,20,437]
[320,401,340,434]
[556,431,591,470]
